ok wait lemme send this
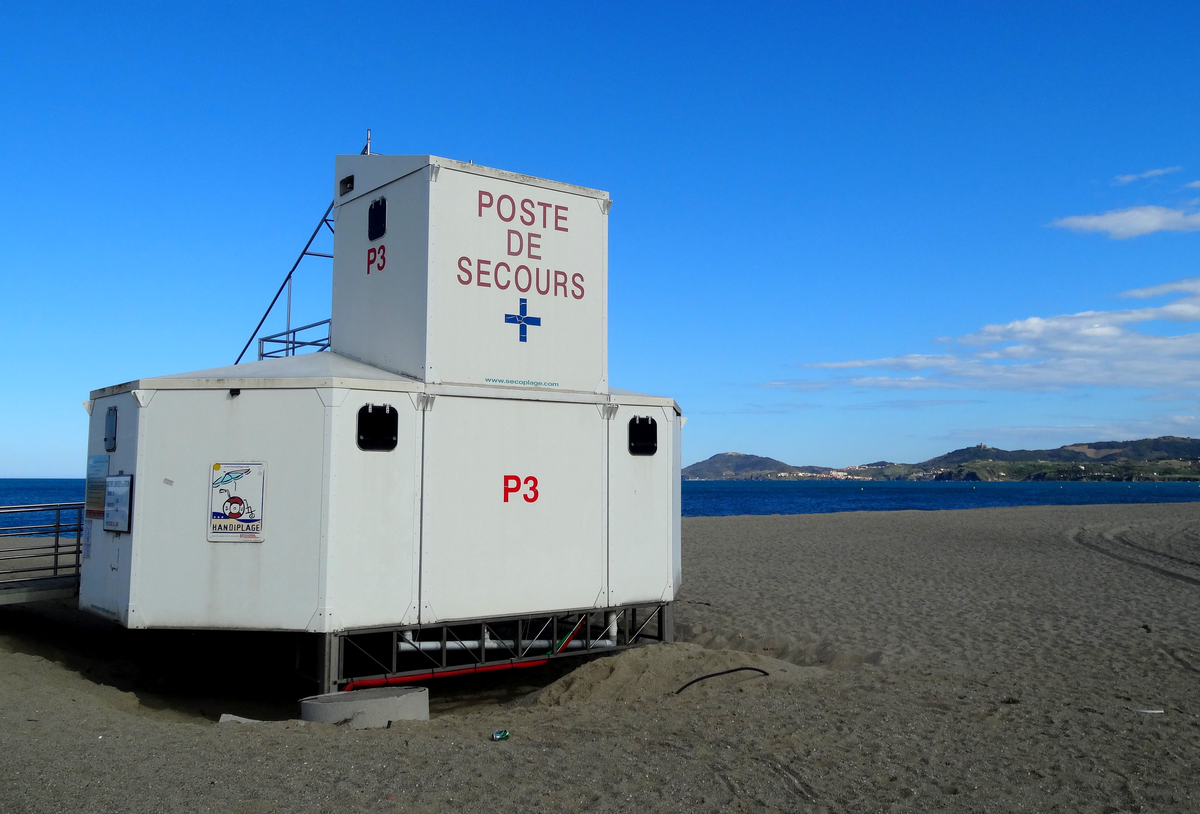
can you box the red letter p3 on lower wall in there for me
[366,245,386,274]
[503,475,539,503]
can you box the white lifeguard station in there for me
[80,151,681,692]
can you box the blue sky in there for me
[3,2,1200,476]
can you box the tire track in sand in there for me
[1067,526,1200,588]
[1107,526,1200,570]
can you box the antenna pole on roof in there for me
[363,128,372,155]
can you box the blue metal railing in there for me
[0,502,84,586]
[257,319,331,360]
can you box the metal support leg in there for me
[74,507,82,575]
[338,636,346,686]
[660,603,675,643]
[318,633,339,694]
[53,509,61,576]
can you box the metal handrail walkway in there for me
[258,318,332,360]
[235,132,375,365]
[0,502,83,605]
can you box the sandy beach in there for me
[2,502,1198,812]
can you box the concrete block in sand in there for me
[300,686,429,728]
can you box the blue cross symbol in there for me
[504,298,542,342]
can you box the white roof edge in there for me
[88,358,679,413]
[423,382,606,405]
[335,154,610,200]
[89,353,417,398]
[610,388,680,413]
[432,157,610,200]
[90,379,678,413]
[90,377,424,399]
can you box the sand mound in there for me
[0,629,203,725]
[676,622,882,669]
[529,642,817,707]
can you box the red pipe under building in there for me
[342,658,550,692]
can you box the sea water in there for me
[2,478,1198,519]
[0,479,85,507]
[0,479,88,540]
[681,479,1200,517]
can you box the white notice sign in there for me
[103,475,132,533]
[208,462,265,542]
[85,455,109,519]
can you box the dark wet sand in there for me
[2,503,1198,812]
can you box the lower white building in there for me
[81,352,681,690]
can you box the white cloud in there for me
[769,276,1200,393]
[1188,180,1200,189]
[1113,166,1182,184]
[1122,277,1200,298]
[691,401,819,415]
[1139,392,1191,402]
[844,399,982,411]
[1051,206,1200,239]
[764,379,832,391]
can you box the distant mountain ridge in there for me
[918,437,1200,468]
[680,452,833,481]
[682,436,1200,482]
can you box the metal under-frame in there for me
[322,602,674,694]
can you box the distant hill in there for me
[917,437,1200,468]
[683,437,1200,482]
[682,452,832,480]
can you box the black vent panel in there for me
[104,407,118,452]
[368,197,386,241]
[357,404,398,451]
[628,416,657,456]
